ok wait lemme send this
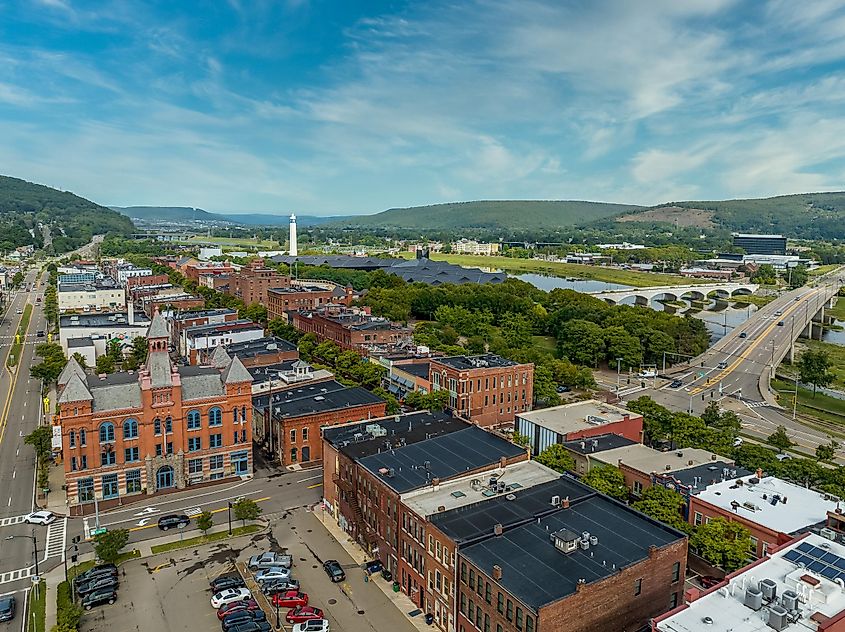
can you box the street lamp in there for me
[227,501,233,536]
[6,531,39,577]
[616,358,623,393]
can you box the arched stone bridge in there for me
[588,283,759,306]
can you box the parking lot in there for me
[80,507,417,632]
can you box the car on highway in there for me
[248,552,292,570]
[217,599,260,620]
[0,596,16,622]
[669,380,683,388]
[717,361,728,369]
[211,588,252,609]
[322,560,345,583]
[76,575,119,596]
[775,310,783,316]
[286,607,325,625]
[81,588,117,610]
[157,514,190,530]
[210,575,246,593]
[293,621,330,632]
[15,309,21,314]
[221,609,266,632]
[777,320,785,326]
[255,567,292,583]
[24,510,56,525]
[36,330,44,337]
[271,590,308,609]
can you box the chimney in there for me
[494,523,503,536]
[499,456,507,468]
[756,468,763,480]
[492,565,502,581]
[437,505,445,512]
[562,497,570,509]
[431,477,440,489]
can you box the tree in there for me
[788,265,808,289]
[535,444,575,474]
[197,511,214,536]
[232,498,262,527]
[30,342,67,384]
[72,352,88,369]
[532,365,560,407]
[372,387,400,415]
[93,528,130,564]
[767,425,794,452]
[512,432,530,449]
[241,303,268,324]
[25,426,53,461]
[690,517,752,572]
[632,486,691,533]
[106,339,123,363]
[816,440,839,462]
[405,389,449,412]
[130,336,148,365]
[268,318,302,344]
[558,320,605,367]
[701,401,722,426]
[11,271,23,288]
[603,326,643,369]
[95,354,115,375]
[799,349,834,397]
[500,312,533,349]
[751,264,777,285]
[581,465,628,501]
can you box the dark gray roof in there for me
[270,255,399,270]
[561,433,638,455]
[85,373,142,411]
[58,374,92,404]
[147,351,172,387]
[359,426,526,493]
[59,312,151,328]
[430,477,594,543]
[395,362,430,379]
[210,345,231,368]
[147,312,170,339]
[225,336,297,360]
[183,319,262,339]
[67,338,95,349]
[665,461,751,492]
[461,494,685,609]
[180,368,225,401]
[222,356,253,384]
[389,258,506,285]
[434,354,518,371]
[58,356,87,386]
[255,380,384,419]
[173,308,237,321]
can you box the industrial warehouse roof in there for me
[59,312,151,328]
[461,493,684,609]
[358,425,526,494]
[561,433,637,455]
[516,400,635,435]
[255,380,384,418]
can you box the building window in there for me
[209,407,223,427]
[525,616,534,632]
[750,536,758,553]
[302,428,308,441]
[469,569,475,588]
[669,592,678,609]
[166,442,173,455]
[188,437,201,452]
[126,469,141,493]
[68,431,76,448]
[232,451,249,475]
[102,473,119,499]
[460,593,466,616]
[99,422,115,443]
[461,562,467,584]
[70,457,77,471]
[78,478,94,502]
[476,607,482,628]
[187,410,201,430]
[80,429,86,446]
[101,450,116,466]
[516,608,523,631]
[476,575,483,595]
[506,600,513,622]
[209,433,222,448]
[694,512,702,526]
[124,447,139,462]
[290,429,296,443]
[209,455,224,470]
[634,578,643,596]
[233,408,239,424]
[240,429,246,443]
[633,480,643,496]
[80,455,87,469]
[165,417,172,433]
[188,458,203,474]
[497,626,503,632]
[155,444,162,457]
[290,447,297,463]
[485,582,491,604]
[154,418,161,435]
[497,593,503,614]
[672,561,681,584]
[123,418,138,439]
[241,406,247,423]
[483,614,489,632]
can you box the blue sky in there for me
[2,0,845,215]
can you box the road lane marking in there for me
[306,483,322,489]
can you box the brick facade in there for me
[226,258,291,306]
[291,307,412,355]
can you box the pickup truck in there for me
[248,552,292,571]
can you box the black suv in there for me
[222,610,266,632]
[76,575,118,596]
[229,622,271,632]
[0,596,15,622]
[73,564,117,588]
[323,560,345,583]
[157,514,190,530]
[210,575,246,593]
[82,588,116,611]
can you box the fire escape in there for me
[333,473,378,551]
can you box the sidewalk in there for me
[314,505,434,632]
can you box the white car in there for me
[211,587,251,609]
[24,511,56,526]
[293,620,330,632]
[255,567,291,583]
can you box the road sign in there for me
[91,527,107,536]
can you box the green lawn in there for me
[150,525,261,554]
[772,378,845,425]
[827,298,845,321]
[7,303,32,367]
[532,335,558,354]
[182,236,280,250]
[427,253,712,288]
[731,294,776,308]
[27,580,45,632]
[809,264,843,277]
[800,340,845,390]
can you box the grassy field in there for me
[182,236,281,250]
[7,303,32,367]
[802,340,845,390]
[772,378,845,425]
[532,335,558,354]
[150,525,261,554]
[827,298,845,320]
[731,294,776,307]
[427,254,713,288]
[809,264,843,277]
[27,580,45,632]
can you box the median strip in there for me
[7,303,32,368]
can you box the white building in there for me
[114,265,153,285]
[58,309,151,357]
[596,242,646,250]
[198,246,223,260]
[654,533,845,632]
[58,280,126,312]
[453,239,500,256]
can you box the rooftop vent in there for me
[701,617,713,625]
[781,590,798,611]
[745,586,763,611]
[766,604,788,631]
[760,578,777,601]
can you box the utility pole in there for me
[616,358,622,393]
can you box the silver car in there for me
[248,552,292,570]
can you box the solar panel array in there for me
[782,540,845,582]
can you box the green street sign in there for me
[91,527,107,536]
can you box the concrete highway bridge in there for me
[589,282,758,306]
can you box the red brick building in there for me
[55,312,254,515]
[182,261,235,283]
[170,308,239,354]
[291,306,412,355]
[197,337,299,369]
[266,283,355,319]
[226,258,291,306]
[430,354,534,428]
[139,293,205,317]
[125,274,170,291]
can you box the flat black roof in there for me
[461,494,684,609]
[434,354,518,371]
[430,477,594,544]
[396,362,431,379]
[67,338,94,348]
[359,426,526,493]
[324,411,466,460]
[226,336,297,357]
[86,371,138,387]
[254,380,384,418]
[666,461,751,491]
[561,433,638,455]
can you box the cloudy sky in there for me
[2,0,845,215]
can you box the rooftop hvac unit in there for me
[821,528,838,541]
[745,586,763,611]
[578,539,590,550]
[365,424,387,437]
[766,604,788,631]
[266,343,278,351]
[550,495,561,507]
[781,590,799,611]
[760,578,777,601]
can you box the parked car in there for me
[248,552,292,570]
[293,621,330,632]
[262,579,301,595]
[775,453,791,462]
[271,591,308,609]
[255,567,291,583]
[228,622,271,632]
[733,437,743,447]
[322,560,345,583]
[76,576,119,596]
[669,380,683,388]
[81,588,117,610]
[221,609,266,632]
[217,600,260,620]
[74,564,117,587]
[286,607,325,625]
[158,514,190,530]
[36,330,44,337]
[211,588,252,609]
[0,596,15,622]
[210,575,246,593]
[24,511,55,525]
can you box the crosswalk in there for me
[184,507,202,517]
[0,566,34,586]
[0,515,27,528]
[745,400,770,409]
[42,517,67,561]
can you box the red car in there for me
[217,599,259,620]
[271,591,308,609]
[286,607,324,624]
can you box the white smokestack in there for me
[289,213,298,257]
[128,301,135,325]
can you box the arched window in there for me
[187,410,201,430]
[99,422,115,444]
[154,418,161,435]
[68,430,76,449]
[123,419,138,440]
[165,417,172,433]
[208,407,222,427]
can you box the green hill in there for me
[0,176,134,254]
[339,200,644,230]
[113,206,342,227]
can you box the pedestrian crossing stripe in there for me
[745,401,769,409]
[0,515,27,528]
[0,566,34,586]
[43,517,67,561]
[184,507,202,517]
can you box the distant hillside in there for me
[338,200,643,230]
[112,206,341,227]
[620,192,845,240]
[0,175,134,253]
